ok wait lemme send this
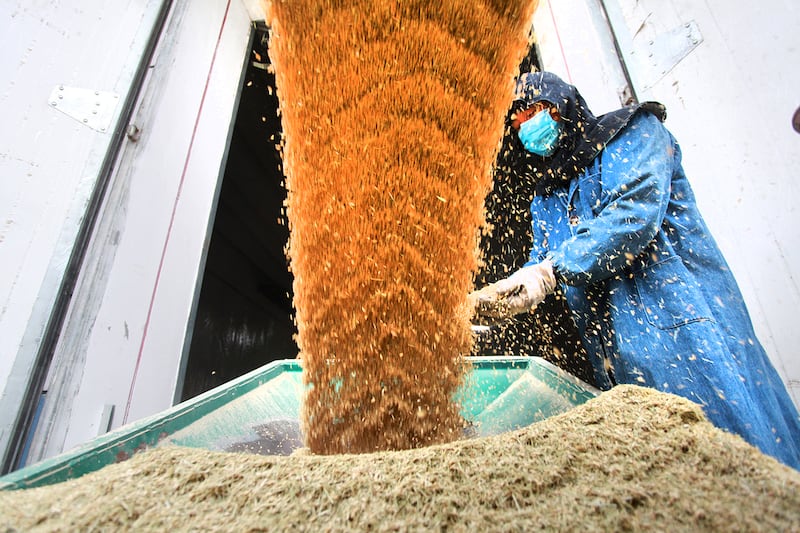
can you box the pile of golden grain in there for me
[266,0,538,453]
[2,386,798,531]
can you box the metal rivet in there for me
[126,124,141,142]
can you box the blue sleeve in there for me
[528,195,550,264]
[549,113,674,286]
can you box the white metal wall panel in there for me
[0,0,167,464]
[25,0,253,463]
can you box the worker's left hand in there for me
[469,260,557,320]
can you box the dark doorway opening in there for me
[180,24,297,401]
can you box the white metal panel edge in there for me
[25,0,254,463]
[532,0,630,114]
[123,0,254,424]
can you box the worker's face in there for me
[511,101,560,131]
[512,101,563,157]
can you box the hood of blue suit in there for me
[507,71,665,192]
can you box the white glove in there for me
[470,260,557,319]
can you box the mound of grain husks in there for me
[264,0,538,454]
[2,386,798,531]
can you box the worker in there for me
[471,71,800,469]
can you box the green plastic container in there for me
[0,356,597,491]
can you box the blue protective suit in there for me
[515,72,800,469]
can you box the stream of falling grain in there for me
[265,0,538,454]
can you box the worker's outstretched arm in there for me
[546,112,674,286]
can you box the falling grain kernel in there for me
[265,0,539,454]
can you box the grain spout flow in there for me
[264,0,538,453]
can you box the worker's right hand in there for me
[469,261,557,320]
